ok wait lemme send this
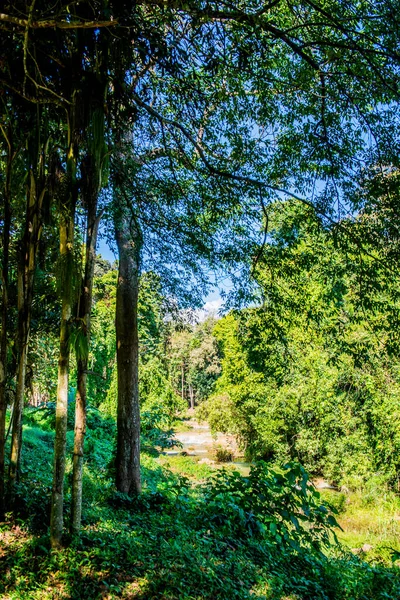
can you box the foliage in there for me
[200,202,400,488]
[93,267,185,417]
[89,268,118,408]
[203,462,339,553]
[2,0,400,580]
[168,317,221,409]
[2,418,400,600]
[213,444,235,463]
[141,406,181,451]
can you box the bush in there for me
[213,444,234,462]
[320,490,347,514]
[203,461,339,552]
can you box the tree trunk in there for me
[115,211,142,496]
[50,125,77,548]
[0,132,12,518]
[9,261,29,484]
[181,362,185,403]
[9,171,44,486]
[71,158,102,535]
[50,214,75,548]
[189,384,195,410]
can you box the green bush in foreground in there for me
[203,462,339,553]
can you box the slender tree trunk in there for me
[9,171,44,486]
[71,159,102,535]
[0,134,12,519]
[9,261,28,484]
[181,363,184,403]
[50,214,75,548]
[50,120,77,548]
[115,212,142,495]
[189,384,195,410]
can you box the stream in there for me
[168,420,338,489]
[166,420,251,475]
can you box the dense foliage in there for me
[1,0,400,594]
[200,202,400,489]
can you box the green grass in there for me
[171,416,195,433]
[335,490,400,565]
[1,406,400,599]
[157,454,214,480]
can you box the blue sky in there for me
[97,238,227,315]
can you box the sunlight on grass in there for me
[317,488,400,566]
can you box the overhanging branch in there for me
[0,13,117,29]
[132,92,315,202]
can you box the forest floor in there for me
[1,407,400,599]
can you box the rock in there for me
[351,544,373,555]
[314,478,338,490]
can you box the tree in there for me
[114,203,142,495]
[71,156,105,535]
[167,318,221,409]
[0,121,13,517]
[1,0,399,539]
[168,328,193,406]
[9,105,48,488]
[187,317,221,407]
[201,200,400,486]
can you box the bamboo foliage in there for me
[9,114,48,488]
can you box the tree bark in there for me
[50,123,77,548]
[115,211,142,496]
[71,158,101,535]
[9,171,44,486]
[0,131,12,518]
[50,213,75,548]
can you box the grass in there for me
[1,406,400,599]
[337,490,400,565]
[157,453,214,480]
[171,415,195,433]
[318,486,400,565]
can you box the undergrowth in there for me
[1,405,400,599]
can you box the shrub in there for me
[213,444,234,462]
[203,461,339,552]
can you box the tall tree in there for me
[114,204,143,495]
[9,109,47,486]
[0,122,13,517]
[50,95,79,548]
[71,121,107,533]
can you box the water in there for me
[169,420,251,474]
[169,420,337,485]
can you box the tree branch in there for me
[132,92,313,200]
[0,13,117,29]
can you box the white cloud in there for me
[196,297,224,322]
[203,298,224,312]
